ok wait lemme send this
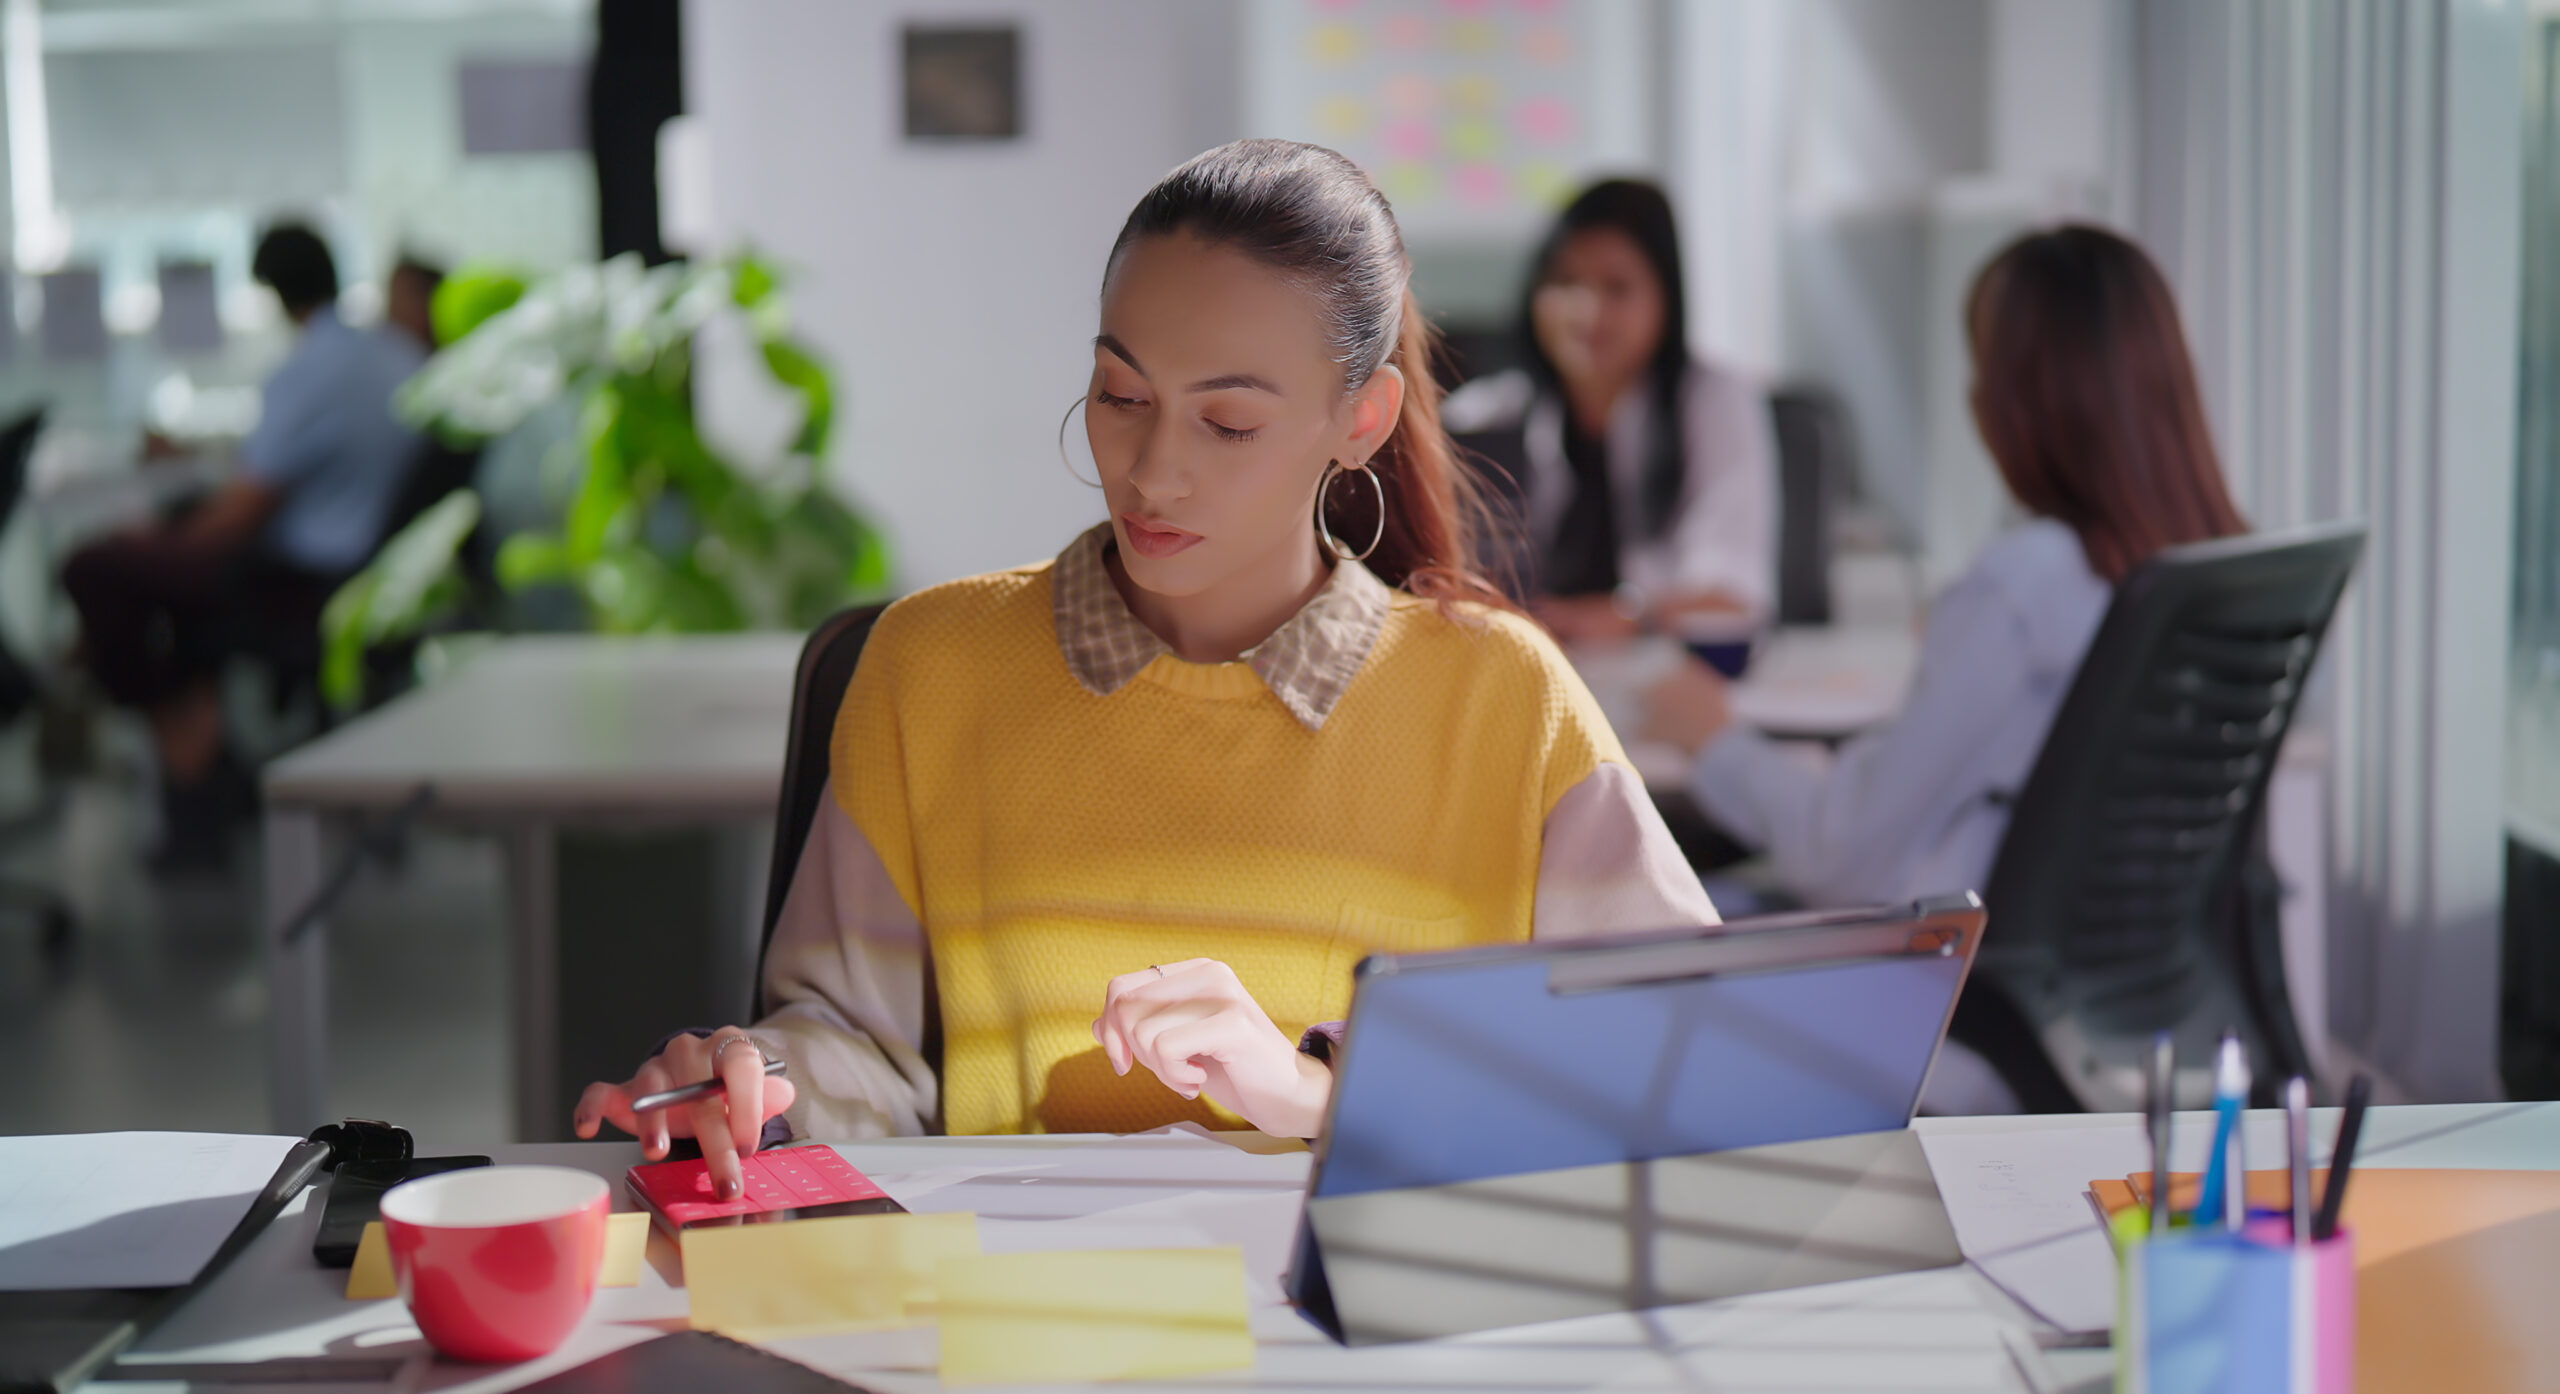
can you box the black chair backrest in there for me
[755,603,891,1011]
[0,409,43,720]
[1978,521,2365,1039]
[377,439,482,555]
[0,407,44,529]
[1768,388,1846,627]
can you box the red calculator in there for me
[625,1145,906,1236]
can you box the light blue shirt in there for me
[239,306,427,575]
[1690,518,2112,907]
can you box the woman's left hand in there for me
[1642,655,1736,756]
[1092,958,1333,1139]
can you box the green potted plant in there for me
[320,252,890,708]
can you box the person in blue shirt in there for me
[62,222,427,870]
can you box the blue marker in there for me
[2192,1031,2250,1228]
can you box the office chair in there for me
[754,602,892,1016]
[1951,521,2366,1112]
[1769,387,1851,628]
[0,407,78,956]
[245,438,489,724]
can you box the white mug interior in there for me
[378,1164,607,1229]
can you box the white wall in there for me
[1664,0,2120,577]
[1773,0,1990,548]
[1911,0,2121,586]
[682,0,1240,592]
[340,13,597,280]
[1665,0,1789,379]
[1988,0,2122,216]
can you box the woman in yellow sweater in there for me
[575,140,1716,1197]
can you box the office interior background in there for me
[0,0,2549,1143]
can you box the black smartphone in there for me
[312,1155,492,1267]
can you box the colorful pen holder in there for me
[2114,1211,2354,1394]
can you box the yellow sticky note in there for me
[345,1222,396,1300]
[600,1211,649,1286]
[935,1247,1255,1386]
[681,1211,980,1340]
[345,1212,650,1301]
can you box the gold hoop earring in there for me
[1057,394,1102,489]
[1316,459,1386,563]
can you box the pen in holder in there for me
[2114,1209,2354,1394]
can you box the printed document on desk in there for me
[0,1132,301,1289]
[1915,1120,2149,1334]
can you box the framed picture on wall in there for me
[903,25,1021,141]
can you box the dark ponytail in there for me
[1105,140,1515,611]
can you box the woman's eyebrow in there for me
[1094,335,1282,397]
[1186,372,1282,396]
[1095,334,1146,376]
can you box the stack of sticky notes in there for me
[678,1212,1257,1384]
[932,1246,1255,1385]
[681,1212,983,1339]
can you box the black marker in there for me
[2312,1073,2371,1242]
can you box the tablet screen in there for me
[1314,910,1973,1197]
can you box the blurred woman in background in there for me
[1641,225,2246,1111]
[1443,179,1776,646]
[1643,223,2245,1110]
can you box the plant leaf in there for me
[732,255,780,309]
[494,533,574,589]
[563,383,634,561]
[760,337,834,458]
[313,490,482,709]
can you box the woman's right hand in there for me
[573,1028,797,1200]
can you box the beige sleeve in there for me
[1533,762,1721,939]
[746,781,940,1138]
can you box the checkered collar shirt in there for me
[1050,521,1392,732]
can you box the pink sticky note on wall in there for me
[1516,96,1575,145]
[1381,118,1438,162]
[1452,163,1508,207]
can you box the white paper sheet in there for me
[0,1131,301,1290]
[1916,1121,2147,1334]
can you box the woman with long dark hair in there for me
[573,141,1716,1189]
[1444,178,1777,641]
[1644,223,2245,914]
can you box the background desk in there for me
[103,1102,2558,1393]
[260,634,803,1142]
[1569,627,1920,791]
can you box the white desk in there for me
[99,1103,2560,1393]
[1571,627,1921,788]
[260,634,805,1143]
[108,1127,2013,1394]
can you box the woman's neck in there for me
[1106,530,1333,665]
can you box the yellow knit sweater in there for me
[830,561,1621,1135]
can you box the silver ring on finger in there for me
[713,1033,765,1068]
[1150,964,1167,979]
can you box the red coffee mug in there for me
[380,1165,610,1363]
